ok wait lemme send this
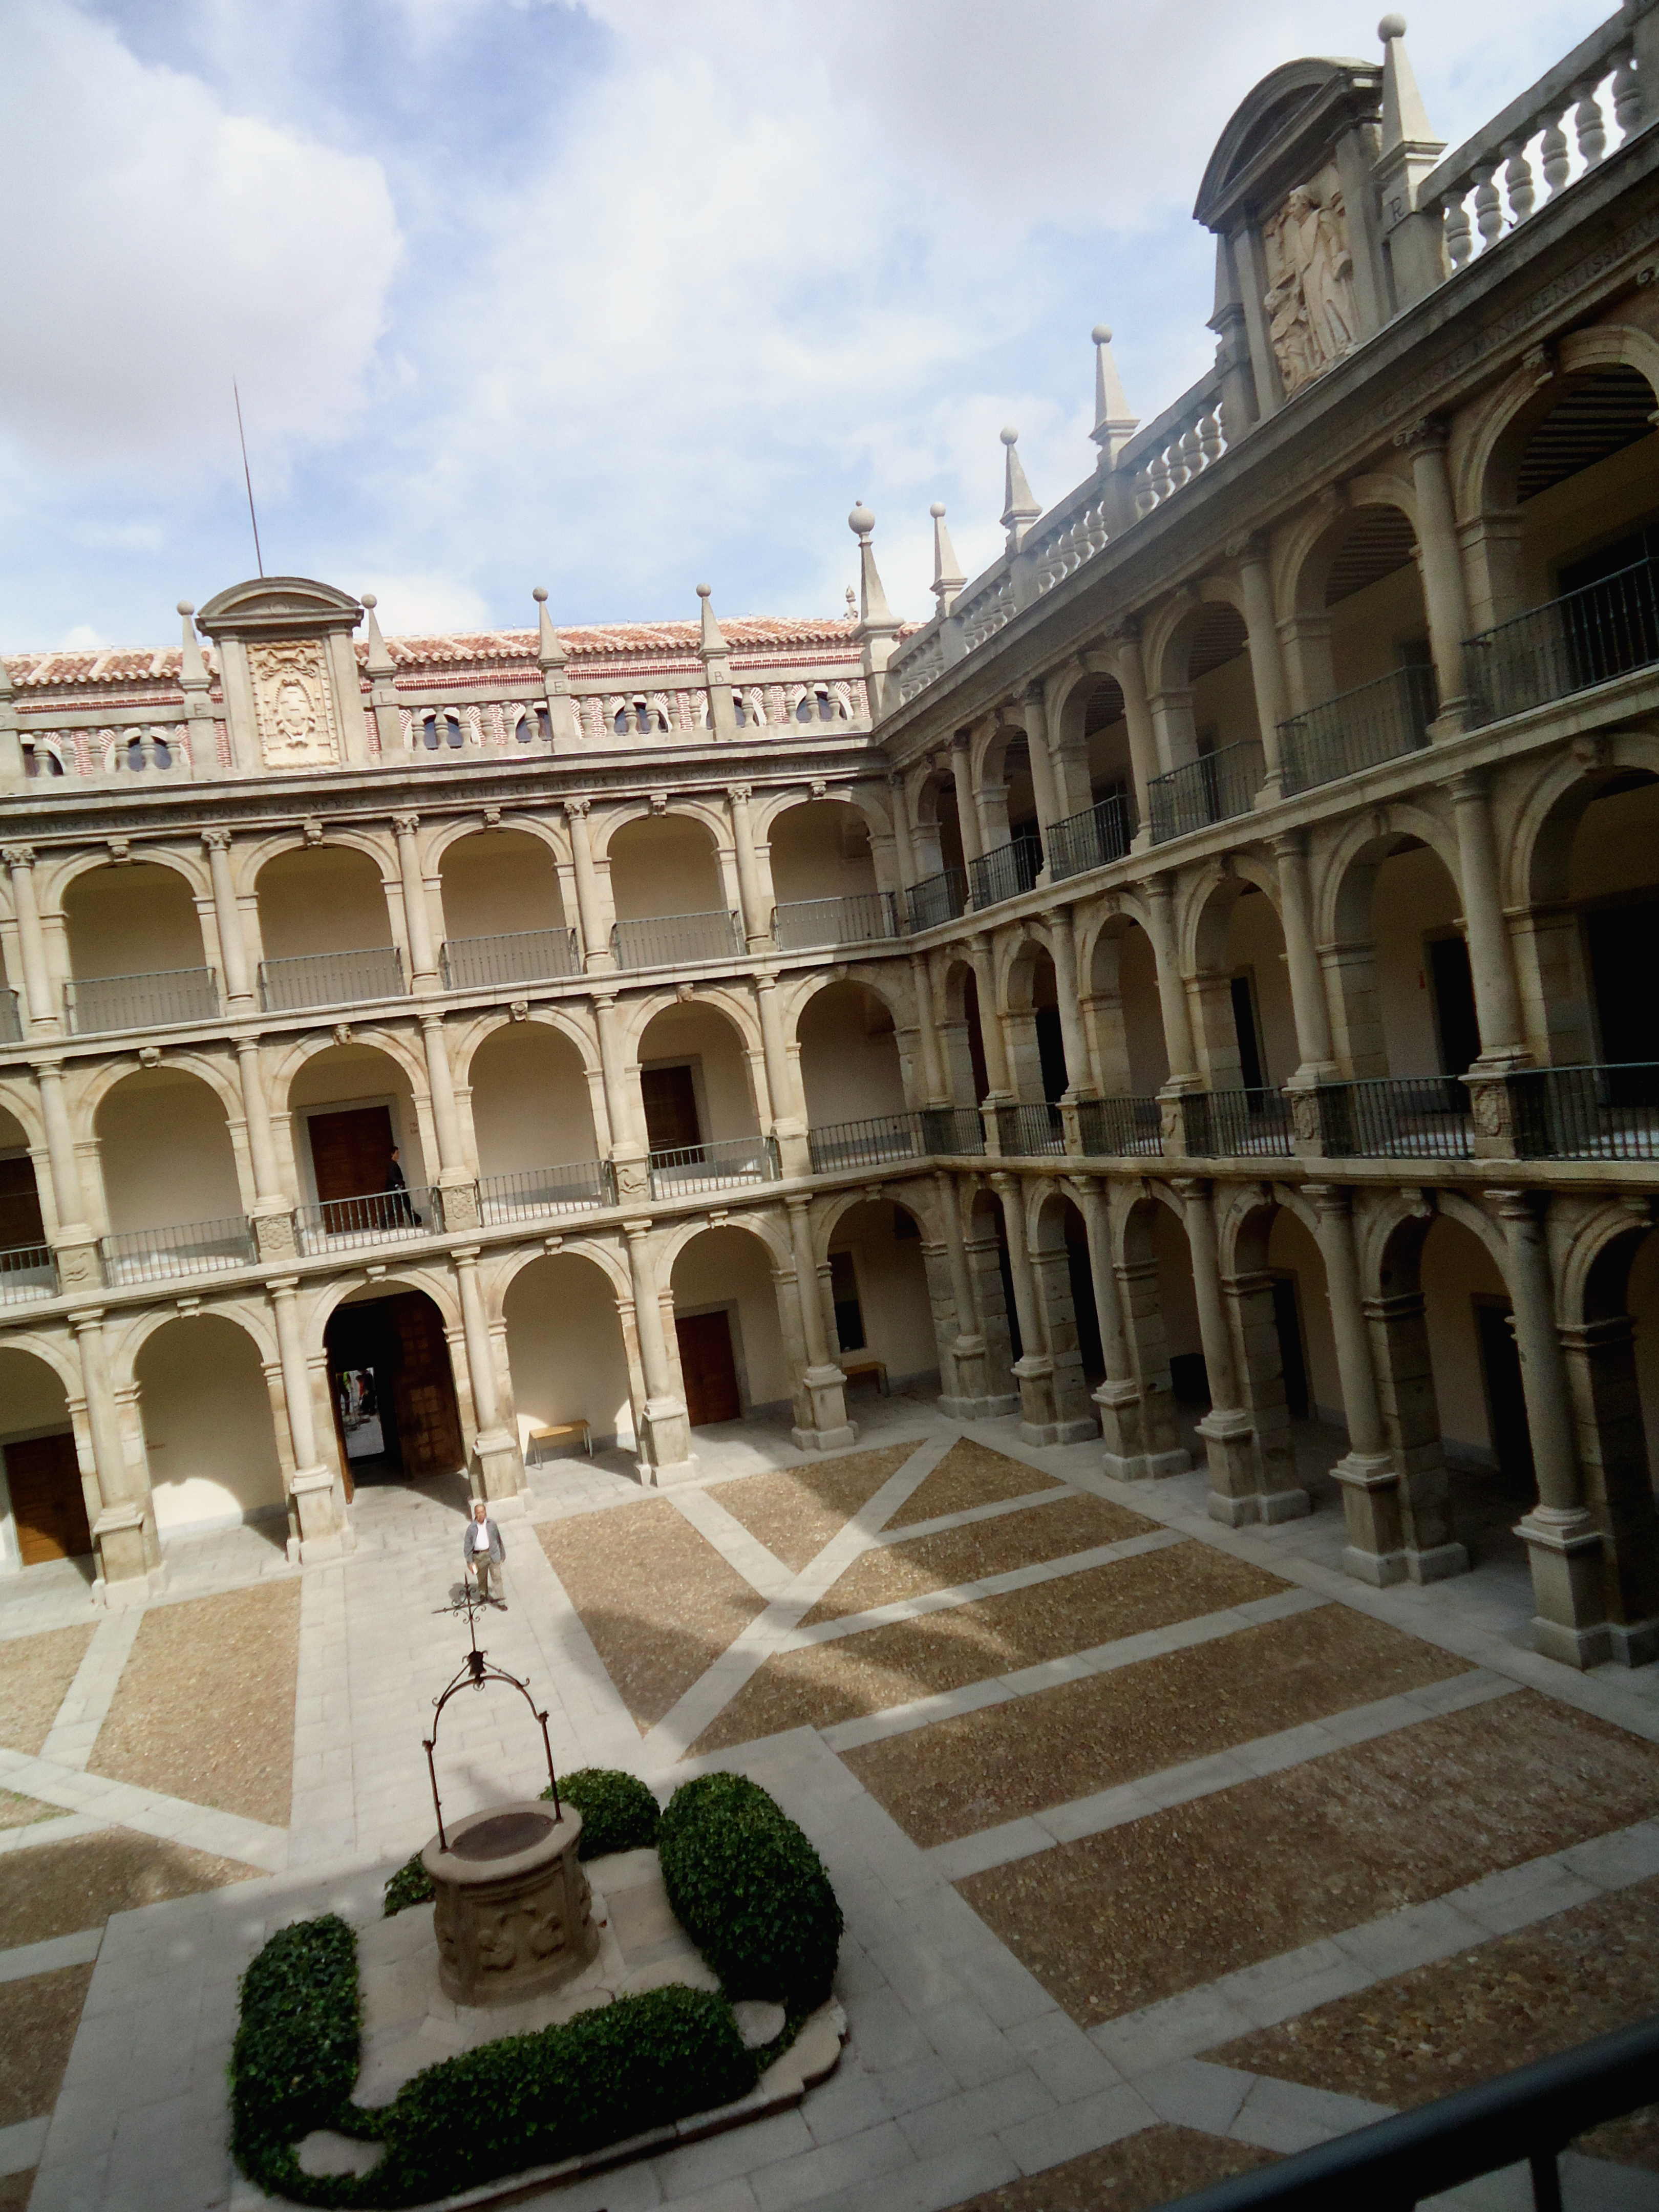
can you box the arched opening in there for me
[1486,365,1659,621]
[469,1024,603,1221]
[1004,943,1066,1103]
[1227,1196,1338,1503]
[1329,835,1473,1087]
[1086,919,1166,1143]
[257,845,402,1012]
[1155,602,1259,774]
[439,828,572,988]
[798,982,905,1140]
[967,1185,1021,1387]
[1283,503,1432,794]
[940,959,989,1106]
[1415,1214,1535,1564]
[825,1199,935,1399]
[636,1001,763,1187]
[670,1226,789,1428]
[1564,1223,1659,1637]
[1524,768,1659,1076]
[135,1315,285,1540]
[1131,1194,1206,1422]
[504,1253,634,1461]
[0,1103,50,1299]
[324,1285,464,1491]
[1050,676,1137,873]
[1030,1190,1102,1436]
[0,1349,90,1569]
[62,862,215,1032]
[907,767,967,927]
[607,815,736,970]
[768,801,890,949]
[289,1043,428,1246]
[95,1068,249,1279]
[1190,882,1295,1140]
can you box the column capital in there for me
[392,811,420,838]
[451,1243,483,1265]
[1392,413,1451,454]
[785,1192,812,1219]
[1017,677,1046,710]
[2,844,36,868]
[564,795,591,820]
[1065,1172,1102,1202]
[622,1217,653,1241]
[1270,825,1310,862]
[727,782,753,806]
[1225,529,1271,565]
[1306,1181,1353,1218]
[418,1009,447,1033]
[1450,766,1491,806]
[1169,1175,1213,1203]
[1485,1185,1540,1224]
[950,729,973,754]
[29,1056,66,1077]
[201,827,234,853]
[67,1305,108,1331]
[887,767,908,790]
[266,1274,301,1296]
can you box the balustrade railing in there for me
[1148,740,1263,844]
[1509,1061,1659,1160]
[1464,556,1659,727]
[0,1244,56,1303]
[1317,1077,1475,1160]
[1278,663,1436,796]
[1123,374,1228,517]
[648,1134,779,1198]
[610,910,745,971]
[65,966,220,1035]
[477,1161,614,1223]
[969,835,1042,910]
[808,1114,928,1172]
[296,1185,440,1251]
[0,988,22,1045]
[906,868,968,932]
[1076,1094,1163,1156]
[101,1214,256,1285]
[1181,1088,1294,1158]
[260,947,406,1013]
[1047,792,1137,882]
[440,928,579,991]
[772,892,900,950]
[993,1101,1066,1156]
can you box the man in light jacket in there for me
[462,1498,506,1607]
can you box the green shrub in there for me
[381,1856,434,1919]
[540,1767,660,1859]
[229,1915,361,2168]
[658,1772,842,2014]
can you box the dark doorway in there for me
[1064,1209,1104,1384]
[1271,1275,1310,1420]
[0,1157,45,1250]
[828,1251,865,1351]
[1428,935,1481,1077]
[309,1103,397,1201]
[1586,900,1659,1067]
[961,969,990,1105]
[676,1309,741,1426]
[325,1291,464,1490]
[642,1065,701,1152]
[1035,1008,1068,1103]
[1230,974,1266,1092]
[994,1218,1024,1364]
[4,1432,91,1564]
[1474,1299,1538,1500]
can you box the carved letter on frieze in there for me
[1262,165,1359,398]
[251,642,341,769]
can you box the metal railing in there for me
[477,1160,614,1222]
[1510,1061,1659,1161]
[1181,1087,1294,1158]
[1076,1094,1163,1156]
[915,1104,987,1155]
[1465,556,1659,727]
[101,1214,256,1285]
[65,966,220,1035]
[1278,663,1436,796]
[1318,1076,1475,1160]
[295,1185,440,1252]
[993,1101,1066,1156]
[1148,739,1264,844]
[0,988,22,1045]
[648,1134,779,1199]
[771,892,900,950]
[610,910,745,971]
[0,1243,56,1303]
[807,1114,928,1173]
[906,868,967,932]
[440,927,578,990]
[1047,793,1136,882]
[969,835,1041,911]
[260,947,406,1013]
[1156,2012,1659,2212]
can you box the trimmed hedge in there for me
[659,1772,842,2014]
[541,1767,660,1859]
[381,1857,434,1919]
[230,1915,361,2172]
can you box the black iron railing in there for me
[906,868,967,932]
[611,910,745,970]
[647,1134,779,1197]
[1510,1061,1659,1160]
[1317,1076,1474,1160]
[806,1105,987,1171]
[1181,1088,1294,1157]
[1148,740,1264,844]
[101,1214,257,1284]
[993,1101,1066,1156]
[0,1243,56,1302]
[1278,663,1436,796]
[771,892,900,950]
[1076,1094,1163,1156]
[477,1161,614,1222]
[969,835,1042,910]
[1047,793,1136,881]
[1465,555,1659,727]
[297,1185,440,1250]
[0,987,23,1045]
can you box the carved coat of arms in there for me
[251,642,340,767]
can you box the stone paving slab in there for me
[0,1748,288,1873]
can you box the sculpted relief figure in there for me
[1263,171,1359,396]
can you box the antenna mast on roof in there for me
[233,379,265,578]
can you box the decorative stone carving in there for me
[1263,166,1359,396]
[421,1802,598,2007]
[251,643,340,769]
[1291,1091,1322,1145]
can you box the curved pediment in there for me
[1194,57,1379,231]
[196,577,363,640]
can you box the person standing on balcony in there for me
[462,1498,506,1608]
[386,1145,421,1226]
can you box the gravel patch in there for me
[0,1789,72,1832]
[1208,1873,1659,2170]
[889,1439,1066,1528]
[0,1624,96,1754]
[89,1580,301,1826]
[942,2124,1275,2212]
[0,2174,33,2212]
[0,1963,96,2126]
[801,1491,1161,1626]
[847,1605,1467,1846]
[0,1826,258,1950]
[708,1443,920,1571]
[690,1542,1287,1756]
[960,1692,1659,2026]
[540,1499,765,1731]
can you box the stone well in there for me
[420,1800,599,2007]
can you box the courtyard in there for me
[2,1395,1658,2212]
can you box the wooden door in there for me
[676,1309,741,1426]
[308,1105,395,1201]
[387,1292,465,1476]
[641,1066,701,1153]
[6,1433,92,1564]
[0,1158,45,1251]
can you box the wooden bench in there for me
[839,1355,888,1397]
[527,1420,593,1464]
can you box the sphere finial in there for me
[1378,12,1406,39]
[848,501,875,535]
[696,582,712,599]
[177,600,194,617]
[929,501,947,519]
[999,426,1019,446]
[359,591,376,610]
[1092,324,1113,345]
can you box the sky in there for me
[0,0,1616,653]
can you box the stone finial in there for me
[696,582,729,659]
[177,600,210,691]
[359,590,395,679]
[845,586,858,625]
[1089,326,1139,471]
[847,502,897,631]
[999,430,1040,551]
[929,504,965,615]
[532,586,566,670]
[1378,14,1435,150]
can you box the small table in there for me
[839,1355,888,1396]
[527,1420,593,1463]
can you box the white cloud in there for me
[363,573,493,637]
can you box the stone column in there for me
[991,1171,1062,1443]
[72,1308,154,1592]
[909,953,948,1105]
[754,971,806,1174]
[787,1196,857,1450]
[1273,830,1339,1095]
[1111,631,1162,835]
[564,799,613,972]
[1400,418,1472,728]
[35,1060,100,1292]
[454,1245,526,1507]
[1070,1175,1154,1478]
[1018,682,1060,839]
[1047,908,1094,1105]
[934,1169,993,1417]
[624,1220,694,1481]
[420,1013,480,1227]
[594,990,648,1206]
[1174,1177,1259,1522]
[269,1275,345,1559]
[393,813,440,993]
[1493,1188,1611,1668]
[1452,771,1526,1077]
[887,771,919,892]
[968,932,1013,1103]
[202,830,254,1012]
[1143,876,1200,1116]
[950,733,985,867]
[1310,1185,1413,1584]
[1234,536,1290,799]
[4,846,59,1036]
[727,785,772,950]
[236,1037,297,1260]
